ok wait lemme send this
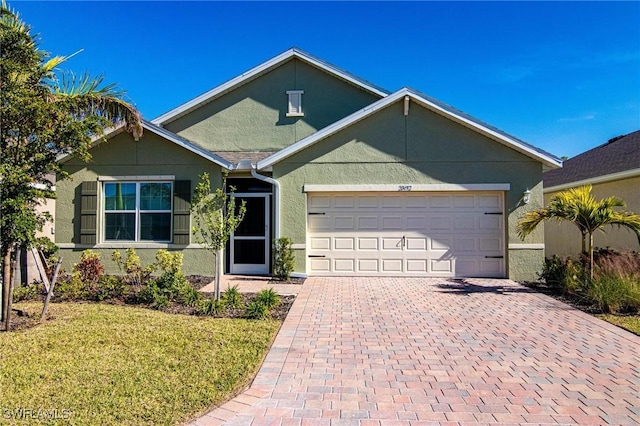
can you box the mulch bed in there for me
[3,275,301,332]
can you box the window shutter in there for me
[173,180,191,245]
[79,181,98,245]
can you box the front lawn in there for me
[1,302,281,425]
[598,314,640,335]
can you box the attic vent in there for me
[286,90,304,117]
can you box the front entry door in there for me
[230,194,270,274]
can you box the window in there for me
[286,90,304,117]
[104,182,172,242]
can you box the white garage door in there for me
[307,192,505,277]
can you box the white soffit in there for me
[151,47,389,126]
[258,88,562,170]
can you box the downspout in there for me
[250,166,280,240]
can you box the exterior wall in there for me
[56,131,223,276]
[165,59,380,152]
[544,175,640,257]
[273,101,545,280]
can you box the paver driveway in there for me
[192,277,640,426]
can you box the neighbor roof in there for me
[151,47,389,126]
[544,130,640,189]
[257,87,563,170]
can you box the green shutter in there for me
[80,181,98,245]
[173,180,191,245]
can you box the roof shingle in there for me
[544,130,640,188]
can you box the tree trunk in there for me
[214,249,223,301]
[588,233,595,280]
[5,248,20,332]
[2,249,12,322]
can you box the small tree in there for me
[273,237,295,281]
[191,172,246,300]
[517,185,640,279]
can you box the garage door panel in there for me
[358,259,379,272]
[381,216,403,229]
[382,259,403,272]
[357,216,378,229]
[308,216,330,231]
[334,216,355,229]
[358,238,378,250]
[335,196,355,208]
[405,238,427,251]
[310,237,331,250]
[430,217,452,230]
[334,259,355,272]
[382,238,403,250]
[307,192,505,277]
[407,259,428,272]
[334,238,355,250]
[310,258,331,272]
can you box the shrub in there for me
[112,248,156,286]
[179,285,202,307]
[74,249,104,286]
[55,273,89,301]
[245,301,268,319]
[587,271,640,313]
[12,283,40,302]
[197,298,224,316]
[255,288,279,310]
[222,285,242,309]
[273,237,295,281]
[539,255,584,293]
[93,275,127,301]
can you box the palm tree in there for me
[517,185,640,279]
[1,0,142,325]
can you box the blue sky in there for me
[13,1,640,159]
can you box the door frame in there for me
[229,193,270,275]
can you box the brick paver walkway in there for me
[191,277,640,426]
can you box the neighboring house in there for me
[544,130,640,257]
[56,48,561,281]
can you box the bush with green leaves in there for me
[12,283,40,302]
[539,255,584,293]
[273,237,295,281]
[112,248,156,286]
[197,298,224,316]
[245,301,269,319]
[93,275,127,302]
[55,274,89,301]
[255,288,279,310]
[222,285,242,309]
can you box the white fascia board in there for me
[259,88,562,170]
[544,168,640,193]
[152,48,388,126]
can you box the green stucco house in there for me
[56,48,561,281]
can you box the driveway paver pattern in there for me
[191,277,640,426]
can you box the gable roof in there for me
[544,130,640,190]
[151,47,389,126]
[58,120,233,170]
[257,87,563,170]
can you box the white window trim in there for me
[286,90,304,117]
[101,181,174,243]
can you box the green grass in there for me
[598,314,640,335]
[1,302,281,425]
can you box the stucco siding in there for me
[544,176,640,257]
[165,59,380,152]
[56,131,222,275]
[273,100,545,279]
